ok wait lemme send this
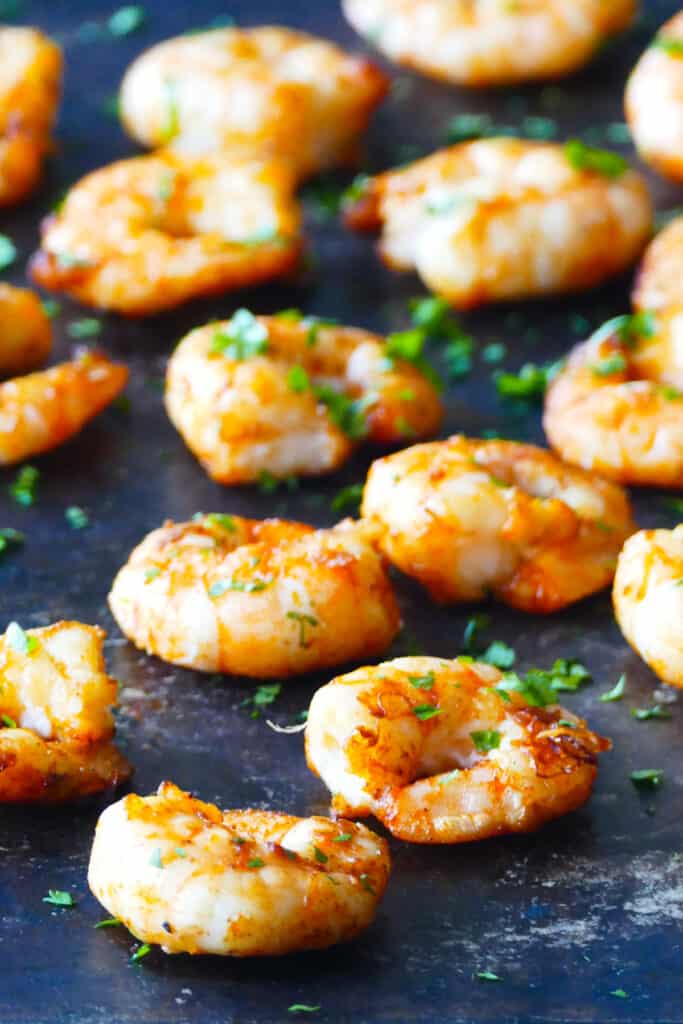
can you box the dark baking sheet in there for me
[2,1,683,1022]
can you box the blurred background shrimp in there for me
[0,284,51,377]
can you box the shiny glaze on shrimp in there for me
[108,515,400,678]
[306,656,609,843]
[361,435,635,612]
[165,310,443,484]
[30,151,301,315]
[343,0,635,87]
[344,139,652,310]
[614,526,683,689]
[120,26,388,180]
[0,283,51,377]
[0,621,131,803]
[88,781,390,956]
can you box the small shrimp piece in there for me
[0,283,51,377]
[614,526,683,689]
[165,309,443,484]
[305,656,609,843]
[0,621,131,803]
[632,213,683,315]
[361,435,634,612]
[626,13,683,183]
[29,151,301,315]
[544,314,683,487]
[119,26,388,181]
[343,0,635,87]
[0,27,62,206]
[0,349,128,465]
[344,138,652,310]
[88,781,390,956]
[108,515,400,678]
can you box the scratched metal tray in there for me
[1,1,682,1022]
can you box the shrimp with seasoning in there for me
[30,151,301,315]
[119,26,388,181]
[165,309,443,484]
[108,515,400,678]
[0,283,51,377]
[344,138,652,310]
[305,656,609,843]
[361,435,634,612]
[0,621,131,803]
[614,526,683,689]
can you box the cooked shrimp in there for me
[0,283,51,377]
[0,27,61,206]
[0,349,127,465]
[0,621,131,803]
[344,138,652,310]
[343,0,635,87]
[306,656,609,843]
[108,515,400,678]
[166,309,443,484]
[361,435,634,612]
[626,12,683,183]
[88,781,390,956]
[632,213,683,315]
[544,313,683,487]
[29,151,301,315]
[120,26,388,181]
[614,526,683,689]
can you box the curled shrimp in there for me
[343,0,635,87]
[119,26,388,181]
[614,526,683,689]
[30,151,301,315]
[88,781,390,956]
[361,435,634,612]
[305,656,609,843]
[626,12,683,183]
[108,515,400,678]
[0,349,127,466]
[0,27,61,206]
[632,212,683,316]
[0,283,51,377]
[0,621,131,803]
[344,138,652,310]
[165,309,443,484]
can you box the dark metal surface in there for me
[1,1,683,1022]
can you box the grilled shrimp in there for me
[0,621,131,803]
[119,26,388,181]
[343,0,635,87]
[544,313,683,487]
[165,309,443,484]
[30,151,301,315]
[0,283,51,377]
[344,138,652,310]
[361,435,634,612]
[88,781,390,956]
[626,12,683,183]
[108,515,400,678]
[306,656,609,843]
[0,27,61,206]
[0,349,127,465]
[614,526,683,689]
[632,212,683,315]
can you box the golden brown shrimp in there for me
[0,27,61,206]
[361,435,634,612]
[0,621,131,803]
[29,151,301,315]
[343,0,635,87]
[614,526,683,689]
[88,781,390,956]
[119,26,388,181]
[165,309,443,484]
[0,349,127,465]
[344,138,652,310]
[108,515,400,678]
[0,283,51,377]
[305,656,609,844]
[632,212,683,315]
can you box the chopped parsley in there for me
[359,873,375,894]
[209,577,271,596]
[475,971,501,983]
[653,36,683,56]
[564,140,628,178]
[288,1005,321,1015]
[313,384,370,439]
[144,567,160,583]
[65,506,89,530]
[6,621,37,656]
[408,671,435,691]
[1,714,17,728]
[631,705,671,721]
[313,846,328,864]
[331,482,363,513]
[0,234,17,270]
[67,317,101,339]
[247,857,265,869]
[94,917,121,928]
[241,683,281,719]
[160,79,180,143]
[287,610,318,648]
[590,353,627,377]
[630,769,664,789]
[463,613,491,651]
[41,299,61,319]
[43,890,75,907]
[202,512,237,533]
[494,659,591,707]
[9,465,39,506]
[0,527,24,559]
[333,833,352,843]
[287,365,310,393]
[610,989,629,999]
[600,675,625,702]
[481,641,516,670]
[210,309,269,359]
[413,704,442,721]
[108,5,146,35]
[446,113,495,143]
[340,173,371,208]
[495,361,562,400]
[130,943,151,962]
[470,730,501,753]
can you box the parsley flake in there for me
[1,714,17,728]
[94,917,121,928]
[247,857,265,869]
[6,621,37,656]
[288,1006,321,1015]
[331,482,363,513]
[0,234,17,270]
[470,730,501,753]
[241,683,281,719]
[564,140,628,178]
[286,610,318,648]
[67,318,101,339]
[408,671,435,691]
[210,309,269,359]
[630,769,664,789]
[130,943,151,962]
[413,704,442,721]
[476,971,501,983]
[65,506,89,530]
[600,675,626,702]
[9,465,39,506]
[108,5,146,36]
[631,705,671,721]
[0,527,24,559]
[653,36,683,56]
[43,890,75,907]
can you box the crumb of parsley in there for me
[65,506,89,530]
[288,1006,321,1015]
[413,704,442,721]
[210,308,268,359]
[43,890,75,907]
[9,465,39,506]
[94,917,121,928]
[631,705,671,721]
[564,140,628,178]
[108,5,146,36]
[0,527,24,559]
[630,769,664,788]
[600,675,626,702]
[67,318,101,339]
[240,683,281,719]
[475,970,501,982]
[0,234,17,270]
[130,943,151,962]
[470,730,501,753]
[6,621,37,656]
[331,482,363,513]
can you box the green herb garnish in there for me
[210,309,268,359]
[108,5,146,35]
[9,465,39,506]
[0,527,24,559]
[43,890,75,907]
[564,140,628,178]
[331,482,363,513]
[600,675,625,702]
[0,234,17,270]
[631,706,671,721]
[630,769,664,788]
[413,704,442,721]
[65,506,89,530]
[6,622,37,656]
[470,730,501,753]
